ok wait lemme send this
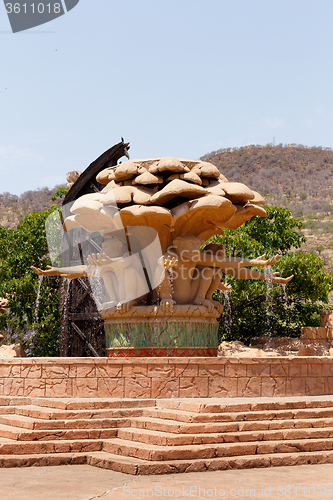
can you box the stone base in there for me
[1,356,333,398]
[320,310,333,327]
[301,326,333,344]
[101,304,220,358]
[302,312,333,345]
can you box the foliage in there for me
[212,206,305,257]
[303,220,318,230]
[209,206,332,344]
[0,207,61,356]
[51,186,69,201]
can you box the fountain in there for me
[3,144,333,476]
[32,156,292,357]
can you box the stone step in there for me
[0,414,131,431]
[0,397,31,407]
[130,415,333,434]
[103,437,333,461]
[0,436,17,443]
[143,406,333,423]
[157,398,333,414]
[12,405,144,421]
[1,415,333,445]
[29,398,156,411]
[1,396,333,475]
[0,453,87,468]
[118,427,226,446]
[117,426,333,446]
[1,448,332,474]
[0,423,117,441]
[0,407,16,415]
[0,439,104,455]
[87,449,333,475]
[2,396,333,412]
[0,414,36,430]
[131,416,241,434]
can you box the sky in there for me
[1,0,333,195]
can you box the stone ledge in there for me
[1,357,333,399]
[100,304,221,320]
[2,356,333,365]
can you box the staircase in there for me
[1,396,333,474]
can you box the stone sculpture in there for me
[66,170,82,190]
[158,236,291,314]
[32,236,152,312]
[32,157,293,356]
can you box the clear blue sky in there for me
[1,0,333,195]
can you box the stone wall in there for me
[1,357,333,398]
[301,326,333,344]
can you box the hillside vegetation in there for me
[201,144,333,270]
[0,186,64,228]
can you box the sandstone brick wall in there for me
[1,357,333,399]
[301,326,333,344]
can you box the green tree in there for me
[215,206,305,257]
[51,186,69,202]
[0,208,61,356]
[209,206,332,343]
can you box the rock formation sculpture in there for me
[62,157,268,252]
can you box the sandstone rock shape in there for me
[150,157,189,174]
[219,182,255,204]
[66,171,82,190]
[133,171,163,185]
[0,344,26,358]
[96,168,116,184]
[195,161,220,178]
[223,204,267,230]
[114,162,139,181]
[171,195,237,239]
[150,179,207,205]
[180,171,202,185]
[64,157,267,243]
[250,190,266,205]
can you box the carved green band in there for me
[105,319,219,349]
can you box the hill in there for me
[0,186,65,228]
[201,143,333,216]
[201,144,333,271]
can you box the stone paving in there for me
[1,463,333,499]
